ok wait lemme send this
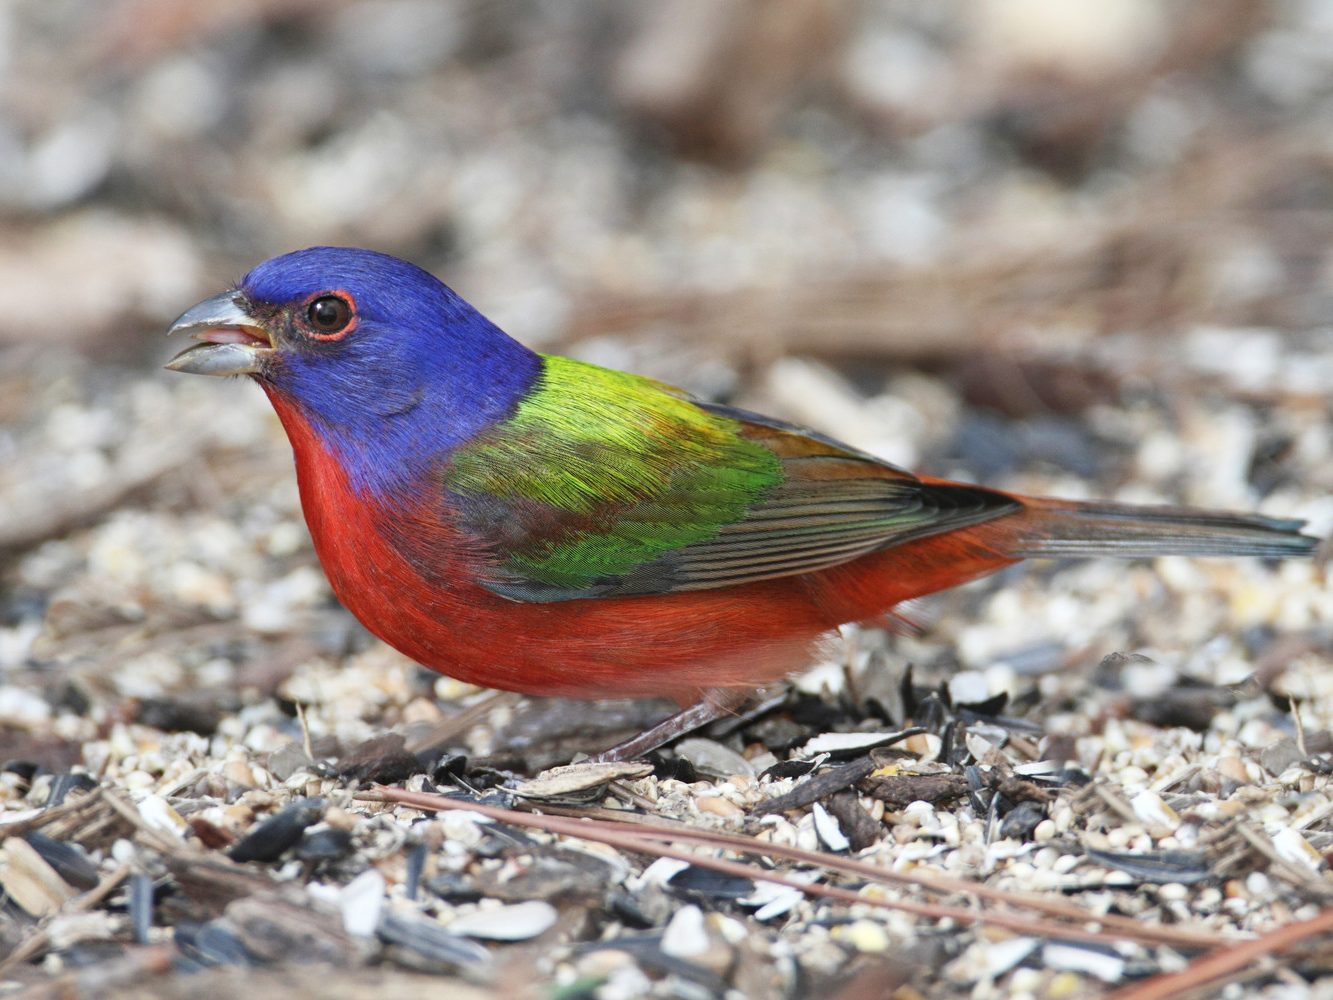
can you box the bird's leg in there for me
[590,688,754,763]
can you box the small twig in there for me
[404,690,519,755]
[506,789,1210,949]
[750,756,879,815]
[101,790,183,854]
[513,800,699,828]
[1234,823,1333,895]
[1005,734,1042,761]
[749,728,926,815]
[70,862,131,912]
[0,787,105,838]
[158,767,209,799]
[1092,783,1143,825]
[1292,797,1333,832]
[607,781,660,812]
[358,784,1227,950]
[527,801,1225,950]
[0,862,131,976]
[64,811,128,849]
[295,701,315,762]
[468,791,1230,949]
[1105,905,1333,1000]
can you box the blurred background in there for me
[1,1,1330,743]
[5,0,1333,366]
[0,5,1331,992]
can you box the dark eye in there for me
[306,295,352,335]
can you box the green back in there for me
[444,355,1017,601]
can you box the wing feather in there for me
[443,359,1019,602]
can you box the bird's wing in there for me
[442,356,1019,602]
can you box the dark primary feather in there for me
[1010,500,1318,559]
[629,402,1019,593]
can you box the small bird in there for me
[167,247,1318,759]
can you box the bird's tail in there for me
[1007,497,1319,560]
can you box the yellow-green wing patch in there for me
[446,356,782,595]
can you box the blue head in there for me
[168,247,541,494]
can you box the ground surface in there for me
[2,3,1332,998]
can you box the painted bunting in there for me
[166,247,1318,759]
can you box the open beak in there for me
[165,292,276,376]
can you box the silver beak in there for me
[164,292,275,377]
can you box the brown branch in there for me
[520,802,1225,951]
[360,784,1227,950]
[1105,906,1333,1000]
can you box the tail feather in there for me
[1008,498,1319,560]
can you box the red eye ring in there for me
[300,289,358,341]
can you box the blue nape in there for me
[241,247,541,496]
